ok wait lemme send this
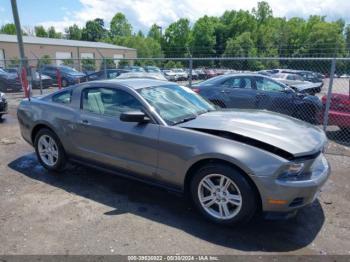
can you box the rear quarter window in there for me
[52,90,72,104]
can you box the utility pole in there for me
[11,0,26,64]
[11,0,31,99]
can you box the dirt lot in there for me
[0,89,350,255]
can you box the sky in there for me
[1,0,350,33]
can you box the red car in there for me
[322,93,350,132]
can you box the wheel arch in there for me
[183,158,262,211]
[31,122,57,144]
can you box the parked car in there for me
[277,69,324,85]
[0,92,8,119]
[204,69,217,79]
[0,68,22,92]
[117,72,168,81]
[32,72,53,89]
[321,93,350,133]
[194,69,207,80]
[192,74,322,124]
[172,68,188,80]
[3,68,53,89]
[271,73,323,95]
[17,79,330,225]
[125,66,145,72]
[86,69,130,81]
[39,65,86,87]
[186,69,199,80]
[144,66,161,73]
[162,69,179,81]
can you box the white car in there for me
[271,73,323,95]
[172,68,188,80]
[162,70,179,81]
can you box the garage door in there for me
[56,52,72,65]
[81,52,94,59]
[113,54,124,67]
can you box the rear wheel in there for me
[190,163,258,225]
[34,128,67,172]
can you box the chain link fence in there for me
[1,57,350,156]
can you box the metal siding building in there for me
[0,34,137,67]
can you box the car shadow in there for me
[8,153,325,252]
[326,129,350,147]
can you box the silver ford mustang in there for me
[17,79,330,225]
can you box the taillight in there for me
[192,88,200,93]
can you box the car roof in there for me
[90,78,173,89]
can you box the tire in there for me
[34,128,67,172]
[190,163,258,225]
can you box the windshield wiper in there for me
[172,116,197,125]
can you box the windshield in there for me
[139,84,215,125]
[60,66,78,73]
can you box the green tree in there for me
[148,24,162,43]
[252,1,273,24]
[39,55,52,65]
[47,26,62,38]
[162,18,191,58]
[62,58,74,66]
[190,16,216,57]
[81,18,107,41]
[65,24,82,40]
[224,32,261,70]
[35,26,48,37]
[81,58,96,71]
[110,13,132,37]
[0,23,17,34]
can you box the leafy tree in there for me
[65,24,82,40]
[62,58,74,66]
[162,18,191,58]
[252,1,273,24]
[190,16,216,57]
[39,55,52,65]
[47,26,62,38]
[110,13,132,37]
[148,24,162,43]
[81,18,107,41]
[35,26,48,37]
[224,32,261,70]
[81,58,96,71]
[0,23,17,35]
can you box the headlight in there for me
[0,93,6,101]
[278,162,305,180]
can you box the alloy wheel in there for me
[197,174,242,220]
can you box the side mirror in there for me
[120,110,150,123]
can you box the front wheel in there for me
[190,163,258,225]
[34,128,67,172]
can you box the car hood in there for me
[67,72,86,77]
[178,110,326,158]
[290,82,322,91]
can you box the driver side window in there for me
[256,78,285,92]
[82,88,143,117]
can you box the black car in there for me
[39,65,86,87]
[192,74,322,124]
[86,69,130,81]
[0,68,22,92]
[0,92,8,119]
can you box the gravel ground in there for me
[0,89,350,255]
